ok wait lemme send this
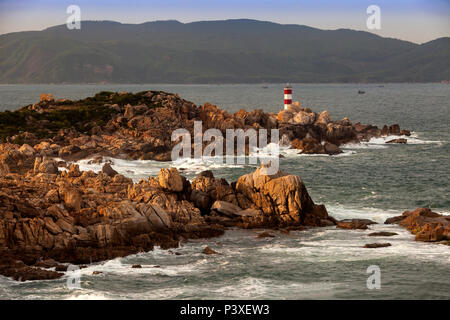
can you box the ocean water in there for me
[0,83,449,299]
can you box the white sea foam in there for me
[66,131,443,177]
[66,292,110,300]
[325,204,401,223]
[343,132,445,150]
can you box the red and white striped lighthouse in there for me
[284,84,292,110]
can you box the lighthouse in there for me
[284,84,292,110]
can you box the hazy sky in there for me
[0,0,449,43]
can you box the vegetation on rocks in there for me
[0,91,167,141]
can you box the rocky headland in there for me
[0,91,440,282]
[0,90,410,162]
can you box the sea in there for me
[0,83,449,299]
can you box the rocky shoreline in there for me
[1,90,410,162]
[0,152,335,281]
[0,91,445,282]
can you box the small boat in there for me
[358,90,365,94]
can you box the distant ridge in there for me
[0,19,448,83]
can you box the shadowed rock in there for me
[363,243,391,248]
[337,219,377,230]
[368,232,398,237]
[102,163,118,177]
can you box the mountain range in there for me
[0,19,449,83]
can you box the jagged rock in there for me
[18,144,36,157]
[325,123,355,144]
[235,165,334,227]
[400,129,411,136]
[386,138,407,144]
[384,208,449,242]
[34,157,58,174]
[66,164,81,177]
[62,188,82,212]
[211,201,242,217]
[158,168,183,192]
[292,110,316,125]
[40,93,54,102]
[190,189,212,213]
[102,163,118,177]
[277,110,294,123]
[389,124,401,135]
[291,137,325,154]
[58,145,82,157]
[316,111,331,125]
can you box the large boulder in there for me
[58,145,82,157]
[277,110,294,123]
[385,208,449,242]
[34,157,58,174]
[291,137,325,154]
[0,144,36,174]
[62,188,82,212]
[235,166,333,227]
[315,111,331,125]
[18,144,36,157]
[211,201,242,217]
[158,168,183,192]
[292,110,316,125]
[102,163,118,177]
[325,123,354,144]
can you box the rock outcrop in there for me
[363,243,391,248]
[337,219,377,230]
[385,208,449,243]
[234,166,335,228]
[0,91,410,161]
[0,155,334,281]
